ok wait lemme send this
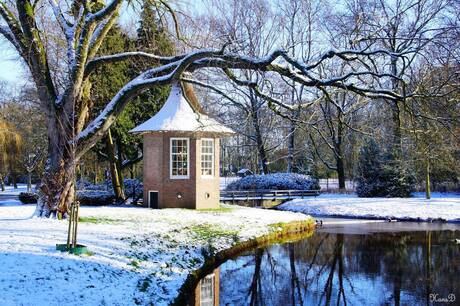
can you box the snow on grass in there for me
[0,204,310,306]
[278,192,460,222]
[220,176,239,190]
[0,184,33,196]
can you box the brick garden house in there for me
[130,81,234,209]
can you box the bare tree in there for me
[334,0,453,155]
[0,0,403,215]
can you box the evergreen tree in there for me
[356,139,414,197]
[111,0,175,169]
[87,1,175,201]
[136,1,174,56]
[88,25,135,200]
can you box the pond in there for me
[188,222,460,306]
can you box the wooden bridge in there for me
[220,189,320,207]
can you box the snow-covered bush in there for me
[76,190,115,206]
[76,180,108,191]
[122,179,143,199]
[76,179,143,204]
[356,139,414,197]
[226,173,320,191]
[18,192,38,204]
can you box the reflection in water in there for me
[194,230,459,306]
[194,268,220,306]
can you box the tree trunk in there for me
[115,133,125,193]
[94,159,99,184]
[391,101,402,156]
[37,160,76,218]
[389,56,403,158]
[37,110,76,217]
[336,156,346,190]
[0,175,5,191]
[336,115,345,190]
[286,85,300,173]
[12,175,18,189]
[425,158,431,200]
[106,129,125,201]
[287,121,295,173]
[27,171,32,192]
[250,90,269,174]
[255,126,269,174]
[130,164,135,179]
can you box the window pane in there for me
[201,139,214,176]
[171,138,189,177]
[200,274,214,306]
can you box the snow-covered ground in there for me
[0,184,32,196]
[0,204,310,306]
[220,176,239,190]
[278,192,460,222]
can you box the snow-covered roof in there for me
[130,82,235,135]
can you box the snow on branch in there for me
[76,46,406,157]
[84,52,185,77]
[48,0,76,66]
[85,0,123,24]
[0,25,21,52]
[300,48,411,71]
[48,0,73,31]
[0,3,27,56]
[75,49,225,156]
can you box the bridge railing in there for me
[220,189,320,201]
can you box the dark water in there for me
[193,225,460,306]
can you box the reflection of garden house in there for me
[130,81,234,209]
[194,269,220,306]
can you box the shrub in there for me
[76,190,116,206]
[76,180,108,191]
[356,139,414,197]
[226,173,320,191]
[122,179,143,199]
[75,179,143,205]
[18,192,38,204]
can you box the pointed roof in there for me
[130,82,235,135]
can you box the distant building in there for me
[237,168,253,178]
[130,81,234,209]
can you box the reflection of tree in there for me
[319,234,347,306]
[216,230,459,306]
[425,231,432,306]
[289,244,304,305]
[248,248,264,306]
[337,234,347,306]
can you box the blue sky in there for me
[0,39,26,84]
[0,0,207,86]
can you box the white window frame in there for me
[200,273,215,306]
[170,137,190,179]
[200,138,214,178]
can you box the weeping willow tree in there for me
[0,120,22,191]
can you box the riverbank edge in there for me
[172,218,316,305]
[298,213,460,224]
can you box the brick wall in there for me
[143,132,221,209]
[195,138,220,209]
